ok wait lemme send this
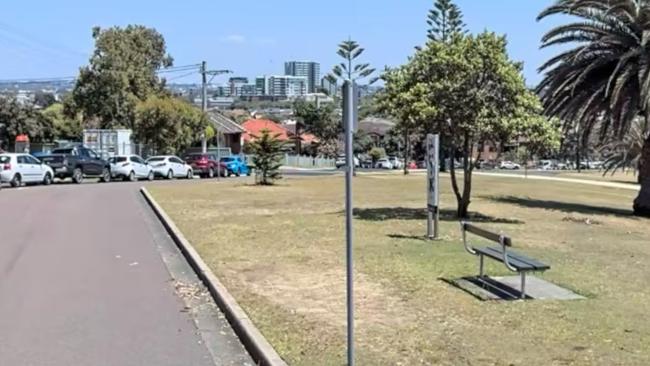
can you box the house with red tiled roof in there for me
[241,119,290,143]
[241,119,318,152]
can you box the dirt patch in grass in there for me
[150,174,650,365]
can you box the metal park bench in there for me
[460,222,550,299]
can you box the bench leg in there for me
[479,254,484,278]
[520,272,526,299]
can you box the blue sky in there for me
[0,0,562,86]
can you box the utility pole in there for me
[201,61,208,153]
[200,61,233,154]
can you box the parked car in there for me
[538,160,556,171]
[146,156,193,179]
[499,161,521,170]
[220,156,250,177]
[335,155,360,169]
[360,159,373,169]
[388,156,403,170]
[39,145,111,183]
[108,155,154,181]
[185,153,227,178]
[0,153,54,187]
[376,158,393,169]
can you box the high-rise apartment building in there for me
[284,61,320,93]
[266,75,307,97]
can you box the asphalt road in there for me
[0,180,252,366]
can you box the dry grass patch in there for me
[150,174,650,366]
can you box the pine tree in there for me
[249,129,286,185]
[427,0,466,42]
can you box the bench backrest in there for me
[461,222,512,246]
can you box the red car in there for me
[184,153,227,178]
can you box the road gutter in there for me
[140,187,288,366]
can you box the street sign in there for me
[342,81,359,133]
[426,134,440,239]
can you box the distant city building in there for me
[321,76,337,96]
[267,75,307,98]
[284,61,320,93]
[255,76,269,96]
[229,77,249,97]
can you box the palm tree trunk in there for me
[633,135,650,217]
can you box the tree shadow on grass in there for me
[484,195,634,217]
[352,207,523,224]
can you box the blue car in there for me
[220,156,250,177]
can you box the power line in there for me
[164,71,198,82]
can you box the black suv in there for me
[40,145,111,184]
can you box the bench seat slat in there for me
[475,246,550,271]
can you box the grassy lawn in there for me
[551,170,639,184]
[149,174,649,366]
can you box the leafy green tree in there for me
[427,0,466,42]
[33,92,57,109]
[293,99,341,156]
[406,32,547,217]
[0,97,53,148]
[70,25,173,130]
[380,65,435,175]
[249,129,286,185]
[41,103,83,141]
[327,39,377,84]
[368,146,386,166]
[134,95,207,154]
[537,0,650,216]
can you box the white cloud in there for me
[220,34,246,44]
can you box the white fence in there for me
[284,154,336,168]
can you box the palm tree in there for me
[537,0,650,217]
[600,117,649,182]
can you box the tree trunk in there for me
[633,135,650,217]
[457,134,472,218]
[403,129,410,175]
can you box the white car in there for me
[108,155,154,182]
[0,153,54,187]
[146,155,193,179]
[335,155,360,169]
[499,161,521,170]
[376,158,393,169]
[388,156,403,170]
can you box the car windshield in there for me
[52,148,73,154]
[220,157,235,162]
[147,157,166,162]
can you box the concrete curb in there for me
[140,187,288,366]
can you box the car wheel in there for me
[167,170,174,180]
[246,169,251,177]
[10,173,22,188]
[147,171,154,181]
[186,170,193,179]
[42,173,53,186]
[127,171,136,182]
[227,170,232,177]
[72,168,84,184]
[235,168,240,177]
[208,168,214,178]
[100,168,111,183]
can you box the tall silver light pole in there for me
[342,80,358,366]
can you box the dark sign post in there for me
[342,80,358,366]
[426,134,440,240]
